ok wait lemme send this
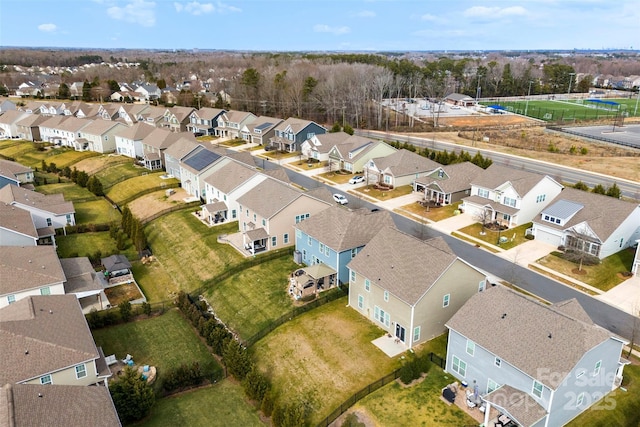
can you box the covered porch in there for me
[143,152,162,170]
[243,227,269,255]
[288,264,337,300]
[482,385,548,427]
[201,200,228,225]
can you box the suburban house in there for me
[134,105,166,127]
[0,109,30,138]
[364,149,440,189]
[77,119,128,153]
[1,383,121,427]
[50,116,93,150]
[235,177,332,255]
[116,103,150,125]
[328,136,397,173]
[187,107,226,136]
[0,98,16,112]
[69,102,100,119]
[179,145,224,199]
[0,184,76,230]
[445,285,628,427]
[140,128,196,170]
[529,187,640,259]
[15,113,48,141]
[96,104,120,121]
[60,257,108,312]
[0,158,34,188]
[216,110,257,139]
[270,118,326,153]
[0,294,113,387]
[301,131,350,162]
[347,226,489,349]
[240,115,282,145]
[114,122,155,158]
[444,93,476,107]
[134,83,161,101]
[0,246,66,308]
[0,201,56,247]
[294,207,394,287]
[414,162,484,206]
[37,115,68,144]
[459,164,564,228]
[163,136,200,179]
[162,106,196,132]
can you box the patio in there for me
[371,334,407,357]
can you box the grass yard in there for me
[36,182,97,202]
[96,162,147,188]
[92,309,222,382]
[128,188,192,222]
[253,297,402,425]
[352,184,415,201]
[74,199,122,225]
[144,211,242,294]
[480,99,638,121]
[567,364,640,427]
[205,256,298,340]
[456,222,533,251]
[134,380,263,427]
[0,142,34,160]
[37,148,98,169]
[535,248,635,291]
[317,171,355,184]
[74,154,130,174]
[106,172,179,205]
[398,201,462,222]
[131,260,177,303]
[56,231,137,260]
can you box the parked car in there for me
[451,105,461,110]
[348,175,365,184]
[333,194,348,205]
[263,144,275,151]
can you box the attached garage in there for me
[532,225,563,247]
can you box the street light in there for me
[525,81,533,116]
[567,73,576,96]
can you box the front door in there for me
[395,324,405,342]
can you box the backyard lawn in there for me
[535,248,635,291]
[74,199,122,225]
[106,172,179,205]
[56,231,137,260]
[36,182,97,201]
[131,259,178,303]
[134,380,263,427]
[92,309,223,383]
[96,162,148,188]
[204,255,298,340]
[74,154,130,174]
[253,297,402,425]
[26,148,98,169]
[398,201,462,222]
[317,171,354,184]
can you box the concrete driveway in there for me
[496,240,557,267]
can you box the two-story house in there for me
[328,136,397,173]
[179,145,224,199]
[0,184,75,230]
[134,105,166,127]
[0,158,34,189]
[0,110,30,138]
[364,149,440,188]
[115,103,150,125]
[530,187,640,259]
[53,116,93,150]
[16,114,48,141]
[216,110,257,139]
[459,164,564,227]
[445,285,628,427]
[162,106,196,132]
[134,83,161,101]
[163,137,200,179]
[347,226,489,350]
[0,201,55,247]
[114,122,155,158]
[294,207,394,286]
[140,128,196,171]
[270,118,326,153]
[77,119,128,153]
[187,107,226,136]
[301,131,351,162]
[240,115,282,145]
[414,162,484,206]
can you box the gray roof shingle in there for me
[204,159,258,193]
[237,178,309,219]
[0,184,74,216]
[471,164,554,197]
[371,149,439,177]
[0,203,37,240]
[0,246,65,295]
[416,162,484,194]
[0,159,32,181]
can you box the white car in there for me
[333,194,348,205]
[348,175,365,184]
[451,105,461,110]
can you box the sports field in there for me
[481,97,640,122]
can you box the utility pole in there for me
[567,73,575,97]
[525,81,533,116]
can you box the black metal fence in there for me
[140,201,201,225]
[547,125,639,149]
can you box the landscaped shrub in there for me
[110,366,155,423]
[399,354,432,385]
[341,413,366,427]
[272,399,310,427]
[162,361,205,392]
[524,234,535,240]
[119,300,132,322]
[260,391,275,417]
[243,367,270,402]
[223,339,252,381]
[562,250,600,266]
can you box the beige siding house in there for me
[347,227,488,349]
[364,149,440,188]
[328,136,397,174]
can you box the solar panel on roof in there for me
[183,149,221,171]
[255,122,273,131]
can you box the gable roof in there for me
[15,114,49,129]
[0,110,29,126]
[274,117,322,134]
[221,110,255,124]
[446,285,616,389]
[471,164,555,197]
[0,159,32,182]
[78,119,126,136]
[59,257,103,295]
[370,149,439,177]
[0,246,65,295]
[416,162,484,194]
[101,254,131,272]
[334,136,395,162]
[0,184,75,215]
[0,295,100,384]
[167,106,195,122]
[249,116,282,133]
[296,207,394,252]
[55,116,92,133]
[236,177,305,219]
[115,122,155,140]
[2,383,121,427]
[347,227,458,305]
[0,202,38,240]
[192,107,226,121]
[181,146,222,173]
[204,159,258,193]
[142,128,195,150]
[536,187,640,242]
[163,136,199,161]
[261,167,290,184]
[306,132,351,154]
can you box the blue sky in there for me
[1,0,638,51]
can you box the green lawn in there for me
[480,98,638,121]
[134,380,263,427]
[456,222,533,251]
[131,260,178,303]
[74,154,130,174]
[106,173,179,205]
[56,231,137,260]
[567,364,640,427]
[37,182,98,201]
[352,184,415,201]
[0,143,34,160]
[144,211,242,294]
[92,309,222,382]
[205,256,298,340]
[96,162,148,188]
[75,199,122,225]
[253,297,402,425]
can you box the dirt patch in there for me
[104,283,143,306]
[331,408,378,427]
[128,187,190,220]
[438,114,536,127]
[571,268,588,275]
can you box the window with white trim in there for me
[413,326,421,342]
[351,248,357,258]
[503,196,517,208]
[452,356,466,377]
[324,245,329,256]
[308,236,312,246]
[271,236,277,247]
[7,295,15,304]
[283,233,289,244]
[478,280,485,292]
[40,287,51,296]
[319,242,325,253]
[384,290,389,302]
[478,188,489,198]
[350,270,356,283]
[357,294,364,309]
[536,194,546,203]
[373,306,390,327]
[466,340,475,356]
[40,374,52,385]
[75,364,87,379]
[487,378,499,394]
[443,294,450,307]
[231,209,237,219]
[364,279,370,292]
[532,380,543,398]
[593,360,601,376]
[495,357,501,368]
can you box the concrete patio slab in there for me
[371,334,408,357]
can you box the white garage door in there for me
[535,228,562,247]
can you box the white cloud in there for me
[216,2,241,13]
[107,0,157,27]
[420,14,438,22]
[313,24,350,35]
[174,1,240,15]
[356,10,376,18]
[38,23,57,33]
[464,6,528,18]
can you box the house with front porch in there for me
[270,118,326,153]
[0,246,66,309]
[364,149,439,189]
[162,106,196,132]
[140,128,196,171]
[163,136,199,179]
[235,177,332,255]
[77,119,128,153]
[134,83,161,101]
[347,226,489,350]
[530,187,640,259]
[0,201,55,247]
[0,158,34,188]
[187,107,226,136]
[114,122,155,158]
[0,110,30,138]
[328,136,396,173]
[240,115,282,145]
[301,131,350,162]
[0,184,75,230]
[216,110,257,139]
[294,207,394,286]
[459,164,563,228]
[414,162,484,206]
[445,285,628,427]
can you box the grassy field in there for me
[536,248,635,291]
[96,162,148,188]
[74,154,130,174]
[0,142,35,160]
[74,199,122,225]
[144,211,242,294]
[481,98,639,121]
[134,380,263,427]
[56,231,137,260]
[106,172,179,205]
[92,309,223,382]
[204,256,298,340]
[567,364,640,427]
[131,260,178,303]
[36,182,97,201]
[253,297,402,425]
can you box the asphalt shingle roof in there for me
[415,162,484,194]
[0,203,37,240]
[237,177,303,219]
[471,164,552,197]
[0,159,32,181]
[204,159,258,193]
[0,184,74,215]
[0,246,65,295]
[370,149,440,177]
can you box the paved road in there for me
[256,157,638,341]
[356,130,640,200]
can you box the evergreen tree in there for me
[223,339,252,381]
[110,367,155,423]
[592,184,606,195]
[606,182,621,199]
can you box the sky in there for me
[1,0,639,52]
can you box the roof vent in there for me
[28,260,32,263]
[38,393,43,398]
[49,310,53,314]
[25,350,29,355]
[548,333,552,339]
[501,313,507,319]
